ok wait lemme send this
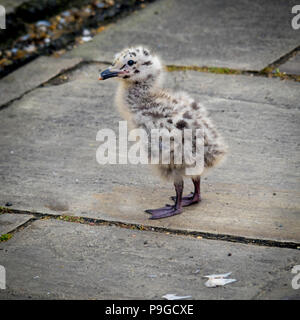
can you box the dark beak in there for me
[99,68,119,80]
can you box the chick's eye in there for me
[127,60,135,66]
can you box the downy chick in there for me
[99,46,227,219]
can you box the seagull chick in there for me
[99,46,227,220]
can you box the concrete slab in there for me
[0,219,299,299]
[279,53,300,76]
[168,70,300,109]
[0,64,299,243]
[0,56,82,108]
[66,0,300,71]
[0,213,33,235]
[0,0,28,14]
[89,184,300,243]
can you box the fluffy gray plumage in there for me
[99,46,227,219]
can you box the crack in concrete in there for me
[2,209,300,250]
[51,58,300,85]
[261,45,300,73]
[2,52,299,112]
[166,63,300,82]
[0,216,38,243]
[0,60,86,111]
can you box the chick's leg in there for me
[145,180,183,219]
[171,176,201,206]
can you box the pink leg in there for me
[171,177,201,207]
[145,180,183,219]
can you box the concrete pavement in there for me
[0,0,299,299]
[279,52,300,75]
[1,219,299,300]
[66,0,300,70]
[0,65,299,243]
[0,57,82,108]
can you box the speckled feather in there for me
[112,46,227,181]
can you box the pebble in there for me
[83,29,90,36]
[62,10,71,17]
[0,0,120,78]
[5,50,12,58]
[20,34,30,41]
[105,0,115,6]
[82,36,93,42]
[96,3,105,9]
[36,20,51,27]
[24,45,36,53]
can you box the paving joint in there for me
[2,208,300,250]
[43,60,105,86]
[0,215,38,243]
[0,60,86,111]
[166,64,300,82]
[2,48,299,111]
[45,63,299,109]
[92,59,300,82]
[261,45,300,73]
[47,59,300,87]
